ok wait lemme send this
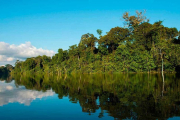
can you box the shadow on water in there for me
[3,73,180,120]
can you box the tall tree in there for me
[99,27,129,53]
[97,29,102,38]
[122,10,149,31]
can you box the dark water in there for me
[0,73,180,120]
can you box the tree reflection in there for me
[0,73,13,83]
[12,73,180,119]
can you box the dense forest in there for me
[0,64,14,78]
[13,11,180,74]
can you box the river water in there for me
[0,73,180,120]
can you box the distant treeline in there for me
[13,11,180,74]
[0,64,14,78]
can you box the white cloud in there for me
[6,85,13,90]
[0,42,55,66]
[0,81,55,106]
[7,57,14,62]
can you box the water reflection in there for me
[0,81,54,106]
[1,73,180,119]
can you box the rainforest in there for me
[7,11,180,75]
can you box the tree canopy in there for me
[12,11,180,74]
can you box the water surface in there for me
[0,74,180,120]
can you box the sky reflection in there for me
[0,81,55,106]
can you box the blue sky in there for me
[0,0,180,65]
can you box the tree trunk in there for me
[160,49,165,96]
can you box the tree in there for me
[122,10,149,31]
[97,29,102,38]
[98,27,129,53]
[23,58,36,71]
[5,64,14,72]
[79,33,97,51]
[58,48,64,63]
[133,22,153,51]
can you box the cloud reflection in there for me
[0,81,55,106]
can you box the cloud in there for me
[0,42,55,66]
[0,81,55,106]
[6,85,13,90]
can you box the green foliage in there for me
[0,64,14,78]
[98,27,129,53]
[12,11,180,74]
